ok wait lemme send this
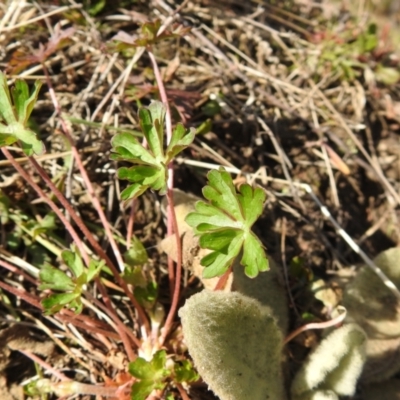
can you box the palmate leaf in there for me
[111,101,195,200]
[185,168,269,278]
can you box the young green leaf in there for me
[123,236,149,266]
[134,281,158,308]
[39,264,75,292]
[185,168,269,278]
[111,101,195,200]
[62,249,84,278]
[174,359,200,383]
[41,292,82,315]
[39,249,102,315]
[129,350,170,400]
[0,72,44,155]
[87,259,105,282]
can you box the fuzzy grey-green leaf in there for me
[179,290,286,400]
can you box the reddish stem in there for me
[15,151,146,345]
[18,350,71,381]
[40,64,151,335]
[0,258,38,285]
[147,48,176,300]
[214,265,233,291]
[126,198,136,248]
[176,383,191,400]
[86,287,141,351]
[284,306,347,344]
[2,148,89,266]
[147,47,183,345]
[159,188,182,345]
[0,280,42,309]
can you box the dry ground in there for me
[0,0,399,399]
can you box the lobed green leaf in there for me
[0,72,16,124]
[238,184,266,227]
[199,229,241,252]
[241,234,269,278]
[111,133,156,165]
[111,101,194,199]
[203,169,243,221]
[185,201,241,232]
[166,123,195,161]
[0,72,44,155]
[185,168,269,278]
[39,264,74,291]
[174,360,200,383]
[62,249,84,278]
[139,103,165,160]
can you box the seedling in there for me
[111,101,195,200]
[185,169,269,278]
[39,248,104,314]
[129,350,198,400]
[0,71,44,155]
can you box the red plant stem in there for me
[214,265,232,291]
[41,65,124,270]
[1,148,90,266]
[0,270,135,357]
[0,259,38,285]
[86,288,141,351]
[40,64,151,335]
[28,156,108,267]
[18,350,71,381]
[93,278,137,359]
[0,280,42,309]
[160,188,182,345]
[3,149,141,349]
[0,262,135,362]
[284,306,347,344]
[0,254,131,347]
[58,313,122,341]
[147,48,172,143]
[29,157,149,335]
[126,198,136,248]
[147,46,183,344]
[176,383,191,400]
[147,48,176,298]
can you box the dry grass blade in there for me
[0,0,399,398]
